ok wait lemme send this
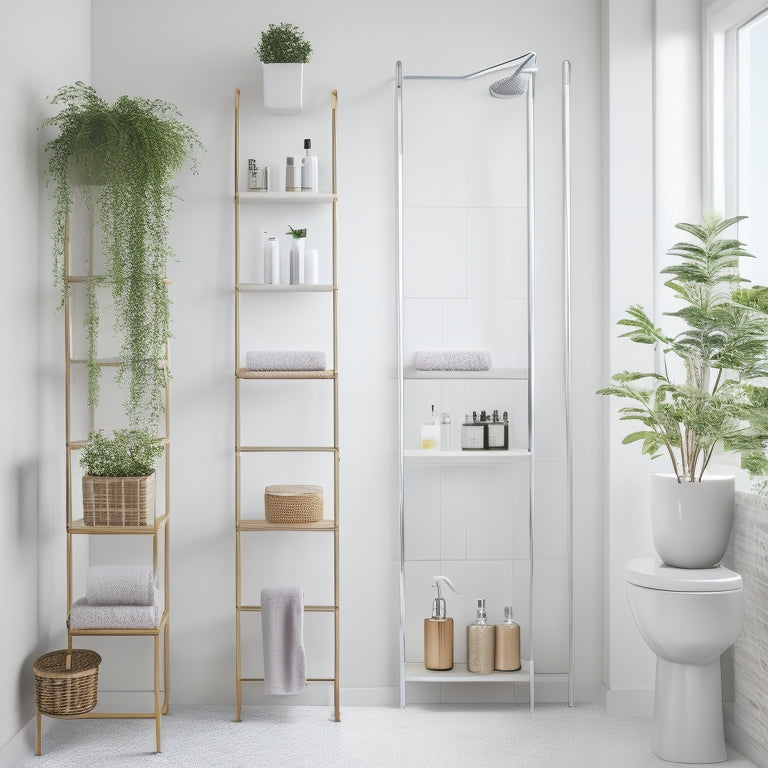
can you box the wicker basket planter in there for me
[82,473,155,526]
[264,484,323,524]
[33,649,101,716]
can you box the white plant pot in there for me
[262,63,303,115]
[651,473,735,569]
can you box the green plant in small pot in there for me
[255,22,313,114]
[286,225,307,284]
[43,82,203,429]
[598,214,768,567]
[80,429,165,527]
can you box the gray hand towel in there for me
[261,586,306,695]
[86,565,156,606]
[414,350,492,371]
[246,350,326,371]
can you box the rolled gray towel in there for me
[86,565,155,606]
[246,350,326,371]
[70,586,161,629]
[414,350,492,371]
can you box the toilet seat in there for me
[627,557,742,592]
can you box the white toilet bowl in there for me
[626,557,744,764]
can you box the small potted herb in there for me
[255,22,313,114]
[80,429,165,526]
[286,225,307,284]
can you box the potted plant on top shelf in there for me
[255,22,313,114]
[43,82,203,429]
[80,428,165,527]
[598,214,768,568]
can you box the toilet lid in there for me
[626,557,742,592]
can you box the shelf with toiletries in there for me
[233,88,341,723]
[403,367,528,380]
[403,448,530,464]
[404,660,531,684]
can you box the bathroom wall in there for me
[79,0,604,707]
[724,493,768,768]
[0,0,90,761]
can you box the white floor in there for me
[15,704,759,768]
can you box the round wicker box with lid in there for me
[33,649,101,716]
[264,484,323,524]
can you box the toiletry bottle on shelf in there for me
[424,576,458,670]
[440,412,453,451]
[462,411,486,450]
[467,598,495,673]
[285,156,301,192]
[264,236,280,284]
[494,606,521,671]
[487,409,509,450]
[301,138,319,193]
[421,405,440,449]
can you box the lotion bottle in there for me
[467,598,495,674]
[301,138,319,193]
[421,405,440,449]
[424,576,458,670]
[494,606,521,671]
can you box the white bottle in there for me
[420,405,440,450]
[301,139,319,193]
[264,236,280,284]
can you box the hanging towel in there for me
[261,586,306,695]
[246,350,326,371]
[414,350,492,371]
[86,565,156,606]
[70,583,161,629]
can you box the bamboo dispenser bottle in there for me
[494,606,521,671]
[467,598,495,674]
[424,576,458,670]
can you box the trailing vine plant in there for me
[43,82,203,428]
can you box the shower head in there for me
[489,72,530,97]
[489,52,536,98]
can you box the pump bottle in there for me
[494,605,521,671]
[467,598,495,673]
[424,576,458,670]
[301,138,319,193]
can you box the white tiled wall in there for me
[401,74,569,681]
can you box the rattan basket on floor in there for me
[33,649,101,716]
[82,474,155,526]
[264,484,324,524]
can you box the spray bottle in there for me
[424,576,459,670]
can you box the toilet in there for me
[625,557,744,764]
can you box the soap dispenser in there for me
[424,576,458,670]
[421,405,440,449]
[494,605,521,671]
[467,598,495,673]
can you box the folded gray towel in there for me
[70,586,161,629]
[246,351,326,371]
[261,586,306,695]
[86,565,155,606]
[414,350,492,371]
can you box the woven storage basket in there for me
[33,649,101,716]
[82,474,155,526]
[265,484,324,524]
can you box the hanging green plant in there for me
[42,82,203,428]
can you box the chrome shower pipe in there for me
[525,61,536,714]
[403,51,537,81]
[562,59,574,709]
[395,60,406,710]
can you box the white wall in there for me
[82,0,604,707]
[0,0,90,760]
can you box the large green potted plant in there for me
[598,214,768,567]
[43,82,203,428]
[80,428,165,526]
[255,22,313,114]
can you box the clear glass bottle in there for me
[461,411,486,450]
[487,408,509,450]
[494,605,521,671]
[421,404,440,449]
[467,598,495,673]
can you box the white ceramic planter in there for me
[651,473,735,568]
[262,63,303,115]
